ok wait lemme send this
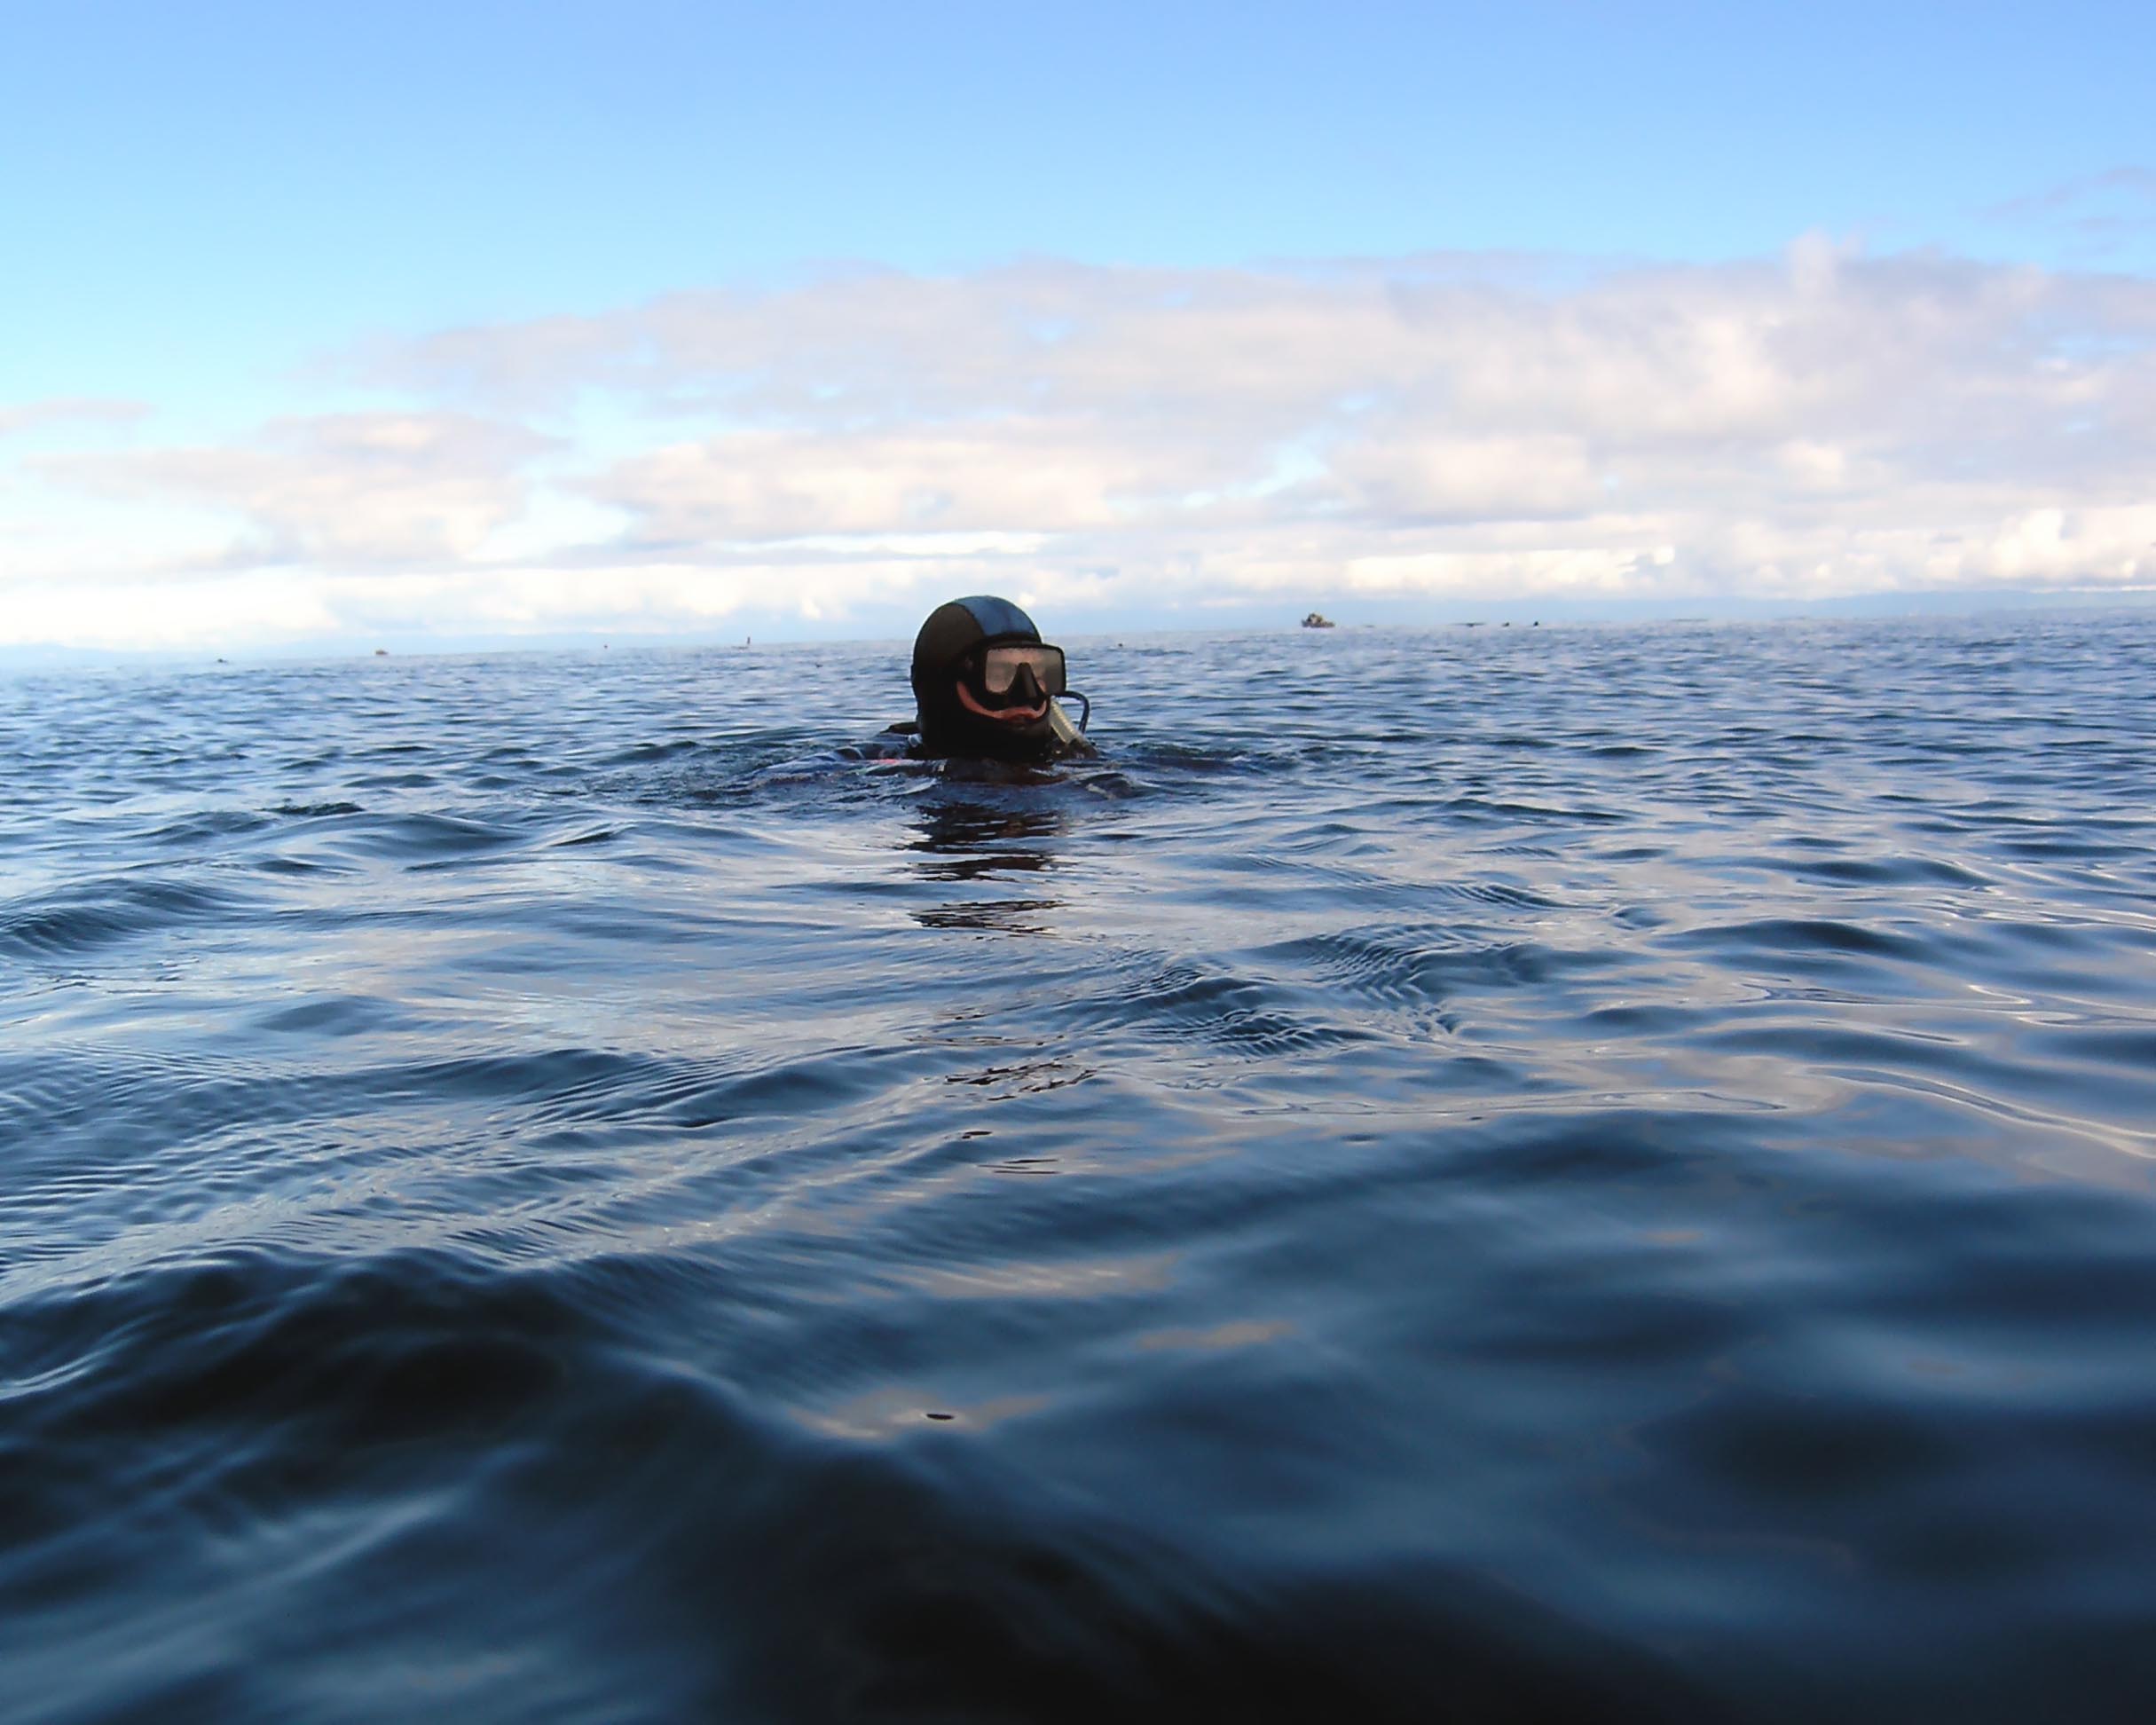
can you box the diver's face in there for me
[954,675,1049,727]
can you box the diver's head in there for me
[911,595,1068,761]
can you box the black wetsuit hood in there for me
[910,595,1064,762]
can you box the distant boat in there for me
[1301,612,1335,629]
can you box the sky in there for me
[4,0,2152,652]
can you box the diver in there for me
[898,595,1096,764]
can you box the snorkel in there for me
[1043,694,1090,755]
[910,596,1094,763]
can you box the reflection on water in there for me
[908,790,1066,931]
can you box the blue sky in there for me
[4,1,2153,649]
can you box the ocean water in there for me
[4,614,2156,1722]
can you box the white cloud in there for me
[1327,433,1601,522]
[5,572,342,650]
[0,398,148,441]
[35,413,554,569]
[5,247,2154,649]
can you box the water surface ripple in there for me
[5,616,2156,1721]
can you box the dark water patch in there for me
[1666,916,1931,965]
[270,800,365,817]
[1780,853,1995,888]
[546,823,626,848]
[325,812,526,862]
[601,736,716,766]
[0,874,256,960]
[253,852,348,878]
[145,808,275,847]
[350,769,441,790]
[248,995,423,1038]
